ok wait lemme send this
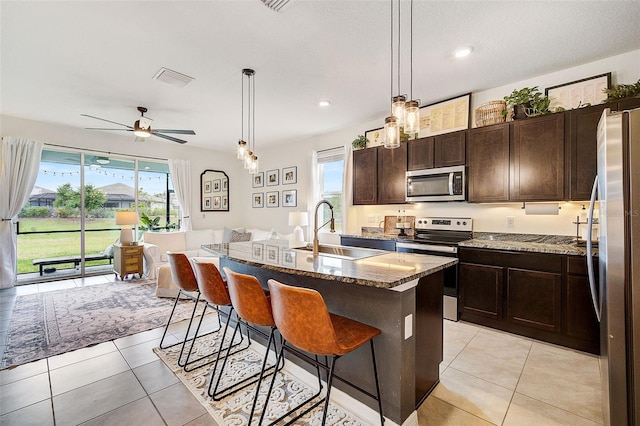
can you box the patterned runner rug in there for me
[154,331,371,425]
[2,280,194,368]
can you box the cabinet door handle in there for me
[586,175,600,322]
[448,172,454,195]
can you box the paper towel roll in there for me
[524,203,559,215]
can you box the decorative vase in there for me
[513,103,530,120]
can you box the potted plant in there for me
[352,135,368,149]
[603,79,640,102]
[503,86,551,119]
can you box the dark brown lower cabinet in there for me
[459,247,599,354]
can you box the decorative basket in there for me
[475,100,507,127]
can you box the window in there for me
[315,147,344,233]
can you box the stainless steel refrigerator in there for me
[587,107,639,425]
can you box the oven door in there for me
[396,242,459,321]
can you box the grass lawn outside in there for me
[17,218,121,274]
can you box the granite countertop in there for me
[202,240,457,290]
[343,230,597,256]
[458,232,596,256]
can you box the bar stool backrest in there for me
[267,279,341,356]
[223,267,275,327]
[167,252,199,292]
[193,261,231,306]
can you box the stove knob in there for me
[463,221,467,226]
[457,221,461,225]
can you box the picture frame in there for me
[201,170,229,212]
[282,250,296,268]
[545,72,611,110]
[222,178,228,191]
[252,192,264,208]
[204,196,212,210]
[213,179,221,192]
[266,169,279,186]
[265,245,279,264]
[204,181,212,193]
[213,196,221,209]
[266,191,279,208]
[282,166,297,185]
[365,127,385,148]
[252,242,264,261]
[222,196,228,209]
[282,189,297,207]
[418,93,471,138]
[252,172,264,188]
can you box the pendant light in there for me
[404,0,421,134]
[384,0,401,148]
[238,68,259,174]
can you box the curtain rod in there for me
[43,142,168,162]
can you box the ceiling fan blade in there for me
[81,114,133,129]
[85,127,133,131]
[153,133,188,144]
[153,129,196,135]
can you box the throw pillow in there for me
[223,227,246,243]
[229,230,252,242]
[266,228,279,239]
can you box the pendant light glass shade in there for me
[384,115,400,149]
[237,140,247,160]
[244,150,253,169]
[404,100,420,134]
[248,155,259,174]
[392,95,406,126]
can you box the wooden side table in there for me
[113,244,144,280]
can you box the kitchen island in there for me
[203,240,457,425]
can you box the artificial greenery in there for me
[352,134,368,149]
[502,86,557,118]
[603,79,640,101]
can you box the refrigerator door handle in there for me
[587,174,601,322]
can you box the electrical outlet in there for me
[506,216,515,229]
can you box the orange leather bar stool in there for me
[180,261,250,372]
[214,267,285,418]
[159,252,221,369]
[264,279,384,426]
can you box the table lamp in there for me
[288,211,309,242]
[115,211,139,245]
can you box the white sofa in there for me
[142,228,281,297]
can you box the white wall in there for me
[238,49,639,237]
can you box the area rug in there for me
[154,332,371,425]
[2,280,195,369]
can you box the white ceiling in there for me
[2,1,639,150]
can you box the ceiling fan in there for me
[81,106,195,144]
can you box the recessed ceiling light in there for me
[318,100,331,107]
[454,46,473,58]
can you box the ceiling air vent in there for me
[260,0,292,12]
[152,67,194,88]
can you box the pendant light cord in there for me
[241,71,244,142]
[397,0,401,98]
[252,72,256,153]
[410,0,413,100]
[390,0,393,111]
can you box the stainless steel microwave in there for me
[406,165,466,202]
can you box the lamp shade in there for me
[288,211,309,227]
[115,211,139,226]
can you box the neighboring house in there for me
[28,186,56,207]
[98,183,136,209]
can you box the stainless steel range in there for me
[396,217,473,321]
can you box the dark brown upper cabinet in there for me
[467,122,510,202]
[511,113,565,201]
[407,131,466,171]
[352,147,378,205]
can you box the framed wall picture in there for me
[252,172,264,188]
[204,181,212,193]
[222,178,228,191]
[222,196,228,209]
[265,245,279,264]
[545,72,611,110]
[282,166,297,185]
[252,192,264,208]
[266,169,279,186]
[252,242,264,261]
[282,189,297,207]
[266,191,279,208]
[204,196,212,210]
[365,127,385,148]
[213,179,221,192]
[418,93,471,138]
[213,196,221,209]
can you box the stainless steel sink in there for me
[293,244,384,260]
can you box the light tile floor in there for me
[1,276,604,425]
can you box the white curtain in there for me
[0,137,43,288]
[342,145,355,234]
[168,159,192,231]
